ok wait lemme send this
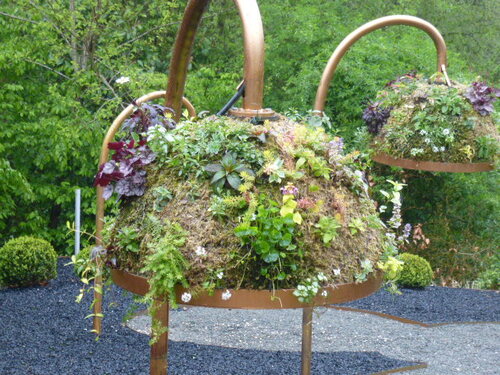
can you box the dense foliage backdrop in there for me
[1,0,498,285]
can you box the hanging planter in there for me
[87,2,408,375]
[367,75,498,172]
[314,15,498,173]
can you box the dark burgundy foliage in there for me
[93,102,177,200]
[122,102,176,134]
[363,102,392,134]
[464,81,500,116]
[94,139,156,200]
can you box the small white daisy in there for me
[440,146,446,152]
[221,290,232,300]
[443,128,450,136]
[419,130,427,135]
[181,292,192,303]
[333,268,341,277]
[432,146,439,153]
[195,246,207,257]
[424,138,431,144]
[216,271,224,279]
[115,76,130,84]
[321,290,328,297]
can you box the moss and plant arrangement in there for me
[89,104,408,313]
[364,73,499,165]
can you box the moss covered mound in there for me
[105,116,389,292]
[367,76,499,163]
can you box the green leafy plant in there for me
[153,187,173,212]
[235,195,300,283]
[314,216,342,244]
[72,245,95,279]
[205,153,255,191]
[348,217,366,235]
[0,236,57,287]
[116,227,140,253]
[355,259,374,282]
[398,253,433,288]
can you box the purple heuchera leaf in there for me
[363,102,392,134]
[464,81,499,116]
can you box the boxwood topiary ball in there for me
[398,253,433,288]
[0,236,57,287]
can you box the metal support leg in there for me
[301,307,313,375]
[150,300,169,375]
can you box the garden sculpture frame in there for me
[313,15,494,173]
[93,1,384,374]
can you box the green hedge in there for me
[0,236,57,287]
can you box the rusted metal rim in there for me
[314,15,447,113]
[165,0,271,120]
[111,268,383,309]
[330,306,500,328]
[372,152,494,173]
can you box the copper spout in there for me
[165,0,270,120]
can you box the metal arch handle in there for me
[165,0,266,121]
[313,15,448,113]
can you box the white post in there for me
[75,189,81,255]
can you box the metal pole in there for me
[75,188,81,255]
[301,307,313,375]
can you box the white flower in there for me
[216,271,224,279]
[115,76,130,84]
[333,268,341,276]
[195,246,207,257]
[432,146,439,153]
[442,128,450,136]
[317,272,327,282]
[419,130,427,135]
[424,138,431,144]
[378,205,387,213]
[181,292,192,303]
[221,290,232,300]
[440,146,446,152]
[321,290,328,297]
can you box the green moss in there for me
[106,116,389,293]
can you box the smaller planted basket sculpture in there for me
[314,15,498,173]
[366,74,499,172]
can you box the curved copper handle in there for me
[165,0,271,121]
[314,15,447,113]
[92,92,195,334]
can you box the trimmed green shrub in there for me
[398,253,433,288]
[0,236,57,287]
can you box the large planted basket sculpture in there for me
[89,2,411,375]
[314,16,498,173]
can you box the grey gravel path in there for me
[127,307,500,375]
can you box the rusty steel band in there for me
[93,92,196,334]
[111,268,383,309]
[165,0,268,121]
[372,152,494,173]
[314,15,447,113]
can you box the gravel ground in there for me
[339,286,500,324]
[1,259,498,374]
